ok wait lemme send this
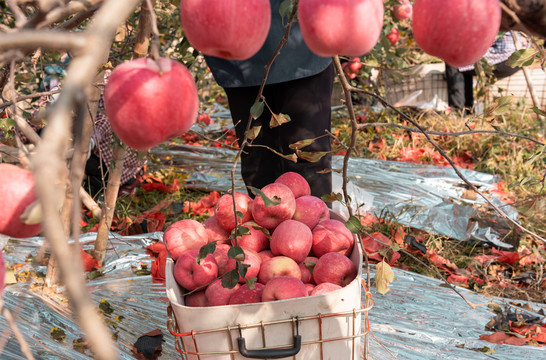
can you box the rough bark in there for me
[501,0,546,39]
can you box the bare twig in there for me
[0,300,35,360]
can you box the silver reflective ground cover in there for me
[1,234,544,359]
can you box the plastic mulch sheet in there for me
[151,144,519,248]
[1,234,544,359]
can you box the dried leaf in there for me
[296,150,328,162]
[245,125,262,140]
[270,112,291,128]
[375,260,395,295]
[289,138,316,150]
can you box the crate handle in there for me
[237,320,301,359]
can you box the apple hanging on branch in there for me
[393,0,413,21]
[412,0,501,68]
[0,164,42,239]
[179,0,271,60]
[103,57,199,151]
[298,0,385,57]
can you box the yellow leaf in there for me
[375,260,395,295]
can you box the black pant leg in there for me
[445,63,466,111]
[223,63,335,198]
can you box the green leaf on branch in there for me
[532,106,546,117]
[270,112,291,128]
[236,225,251,237]
[345,216,363,234]
[250,101,264,119]
[237,262,250,280]
[197,242,216,264]
[228,246,245,261]
[248,186,282,207]
[296,150,328,162]
[506,48,537,68]
[222,269,240,289]
[245,126,262,140]
[321,192,343,203]
[279,0,293,19]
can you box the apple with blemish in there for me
[173,250,218,291]
[163,219,208,260]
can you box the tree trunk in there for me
[501,0,546,39]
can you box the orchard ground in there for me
[76,77,546,305]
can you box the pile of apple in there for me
[163,172,358,307]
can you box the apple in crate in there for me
[274,171,311,198]
[298,0,384,57]
[262,276,308,302]
[258,249,274,263]
[310,282,342,296]
[163,219,208,261]
[313,252,357,287]
[224,246,262,283]
[229,283,265,305]
[202,215,230,245]
[103,57,198,151]
[184,290,208,307]
[251,183,296,229]
[311,219,355,258]
[214,192,253,232]
[205,279,241,307]
[270,219,312,263]
[179,0,271,60]
[212,243,232,276]
[173,250,218,291]
[412,0,501,67]
[292,195,330,229]
[0,164,42,238]
[258,256,301,284]
[299,256,319,284]
[234,221,269,253]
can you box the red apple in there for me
[311,219,355,258]
[0,164,41,238]
[224,246,262,283]
[0,251,5,296]
[313,252,357,287]
[103,57,198,151]
[212,243,232,276]
[258,249,274,263]
[173,250,218,291]
[292,195,330,230]
[270,220,312,263]
[163,219,208,261]
[393,0,413,21]
[261,276,308,302]
[251,183,296,229]
[412,0,501,67]
[298,0,384,56]
[304,283,316,295]
[298,256,319,284]
[347,57,363,73]
[310,282,342,296]
[214,192,253,232]
[274,172,311,198]
[205,279,241,306]
[228,283,265,305]
[233,221,269,253]
[258,256,301,284]
[202,215,230,245]
[179,0,271,60]
[386,27,400,46]
[184,290,208,307]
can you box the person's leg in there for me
[83,153,108,198]
[265,63,335,198]
[224,86,283,194]
[445,63,466,111]
[462,70,475,111]
[224,63,335,198]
